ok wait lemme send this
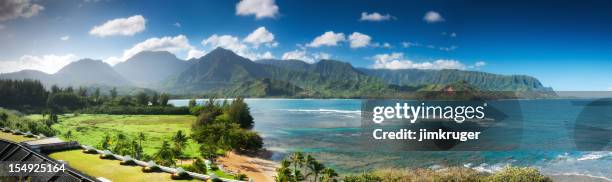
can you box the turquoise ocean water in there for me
[169,99,611,180]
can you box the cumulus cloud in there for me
[60,35,70,41]
[243,26,277,48]
[122,35,192,60]
[89,15,146,37]
[371,52,465,70]
[0,54,77,74]
[201,28,277,60]
[187,49,206,59]
[474,61,486,67]
[236,0,279,19]
[202,34,249,53]
[0,0,44,21]
[360,12,393,21]
[348,32,371,48]
[307,31,346,48]
[282,50,330,63]
[423,11,444,23]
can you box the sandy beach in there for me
[217,152,279,182]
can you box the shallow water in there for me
[169,98,612,180]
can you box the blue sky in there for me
[0,0,611,91]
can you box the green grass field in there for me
[0,132,35,142]
[49,150,197,182]
[31,114,201,158]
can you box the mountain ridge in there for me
[0,48,552,97]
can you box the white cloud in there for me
[201,30,276,61]
[89,15,146,37]
[102,56,122,66]
[202,34,248,53]
[0,0,44,21]
[348,32,371,48]
[439,45,458,51]
[282,50,329,63]
[401,41,421,48]
[122,34,193,61]
[187,49,206,59]
[382,42,392,49]
[60,35,70,41]
[423,11,444,23]
[372,52,465,70]
[243,26,277,48]
[307,31,346,48]
[474,61,486,67]
[0,54,78,74]
[360,12,393,21]
[236,0,279,19]
[174,22,181,28]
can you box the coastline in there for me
[217,152,279,182]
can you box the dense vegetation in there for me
[190,97,263,159]
[0,108,56,137]
[0,79,185,115]
[277,152,552,182]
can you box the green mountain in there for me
[357,68,550,91]
[114,51,192,86]
[0,69,55,86]
[1,48,552,97]
[54,59,132,87]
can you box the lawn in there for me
[49,150,197,182]
[0,132,35,142]
[34,114,201,158]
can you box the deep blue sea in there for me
[169,98,612,180]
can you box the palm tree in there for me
[172,130,188,164]
[290,152,305,181]
[306,155,325,182]
[275,159,294,182]
[320,168,338,182]
[154,141,175,166]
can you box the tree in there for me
[320,168,338,182]
[306,155,325,182]
[150,93,159,106]
[154,141,175,166]
[132,140,143,159]
[227,97,254,129]
[110,87,118,99]
[136,92,149,106]
[63,130,72,140]
[276,159,294,182]
[51,85,61,93]
[192,158,207,174]
[92,88,100,102]
[188,98,197,108]
[290,152,305,181]
[159,93,170,106]
[100,134,111,150]
[172,130,188,159]
[77,87,87,97]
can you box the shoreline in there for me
[217,151,279,182]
